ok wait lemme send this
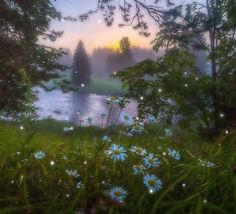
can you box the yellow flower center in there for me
[148,159,154,164]
[114,191,122,197]
[136,148,142,153]
[148,179,157,186]
[114,150,121,155]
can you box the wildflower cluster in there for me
[129,121,144,135]
[104,134,164,199]
[106,96,129,108]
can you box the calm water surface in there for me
[35,88,137,126]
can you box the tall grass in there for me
[0,119,235,213]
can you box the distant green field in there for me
[82,76,125,95]
[41,72,125,95]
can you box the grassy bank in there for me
[0,119,235,213]
[42,74,125,95]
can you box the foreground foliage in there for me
[116,0,236,137]
[0,120,235,213]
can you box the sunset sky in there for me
[44,0,203,54]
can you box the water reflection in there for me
[36,88,137,126]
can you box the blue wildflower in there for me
[63,126,74,132]
[164,128,173,137]
[168,149,181,160]
[133,164,146,175]
[143,153,160,168]
[65,170,80,178]
[146,114,156,124]
[102,135,111,143]
[106,144,127,161]
[106,96,120,105]
[130,122,144,135]
[126,132,133,137]
[119,113,134,125]
[130,146,147,156]
[143,174,162,192]
[76,181,82,189]
[34,151,46,160]
[199,159,215,168]
[207,162,215,168]
[108,186,127,203]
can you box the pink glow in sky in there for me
[43,0,205,54]
[43,0,158,54]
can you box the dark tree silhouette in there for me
[73,41,91,86]
[0,0,65,115]
[107,37,135,73]
[119,37,135,68]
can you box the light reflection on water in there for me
[35,88,137,126]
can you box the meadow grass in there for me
[0,119,235,213]
[42,74,125,95]
[82,76,125,95]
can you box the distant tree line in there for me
[72,37,157,86]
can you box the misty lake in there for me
[35,87,138,126]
